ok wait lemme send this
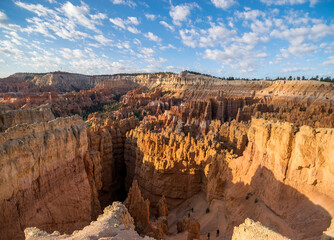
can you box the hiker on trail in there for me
[207,232,210,240]
[191,207,194,213]
[216,228,220,237]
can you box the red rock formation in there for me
[87,117,139,207]
[0,116,102,240]
[176,216,200,240]
[124,180,150,233]
[0,108,55,132]
[124,180,169,239]
[24,202,154,240]
[157,196,168,218]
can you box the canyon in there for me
[0,71,333,240]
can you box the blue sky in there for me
[0,0,333,78]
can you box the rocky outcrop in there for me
[124,180,169,240]
[87,117,139,207]
[322,220,334,240]
[125,117,334,240]
[0,108,55,131]
[157,195,168,218]
[176,216,200,240]
[124,180,150,233]
[217,118,334,239]
[232,218,291,240]
[0,116,101,240]
[24,202,154,240]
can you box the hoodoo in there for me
[0,71,333,240]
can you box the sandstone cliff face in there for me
[24,202,154,240]
[124,180,150,233]
[124,125,208,208]
[0,108,55,131]
[216,118,334,239]
[87,117,139,207]
[124,180,169,240]
[124,117,334,240]
[0,116,101,240]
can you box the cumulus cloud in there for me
[61,1,98,31]
[94,34,113,46]
[60,48,86,59]
[169,3,198,26]
[145,14,156,21]
[0,39,26,59]
[211,0,236,10]
[15,1,56,17]
[160,21,174,31]
[110,16,140,33]
[179,28,198,48]
[144,32,162,42]
[110,0,136,7]
[236,9,265,21]
[179,23,236,48]
[159,44,176,50]
[15,1,107,41]
[0,11,21,30]
[322,56,334,66]
[260,0,318,7]
[281,67,315,73]
[204,44,268,73]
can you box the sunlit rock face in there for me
[0,72,333,240]
[24,202,154,240]
[0,115,102,240]
[232,218,291,240]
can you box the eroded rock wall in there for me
[0,108,55,132]
[87,117,139,207]
[24,202,154,240]
[124,117,334,240]
[0,116,101,239]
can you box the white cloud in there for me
[271,23,334,47]
[15,1,56,17]
[211,0,236,10]
[110,16,141,33]
[110,17,126,29]
[160,44,176,50]
[94,34,113,45]
[179,28,198,48]
[60,48,86,59]
[322,56,334,66]
[236,9,265,21]
[128,16,139,25]
[144,32,162,42]
[169,3,198,26]
[15,1,106,41]
[282,67,315,73]
[204,44,267,73]
[0,40,26,59]
[199,23,236,47]
[160,21,174,31]
[90,12,107,20]
[280,43,318,58]
[127,26,140,34]
[145,14,156,21]
[61,1,97,31]
[110,0,136,7]
[0,11,21,30]
[179,23,236,48]
[260,0,319,7]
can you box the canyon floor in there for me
[1,71,334,240]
